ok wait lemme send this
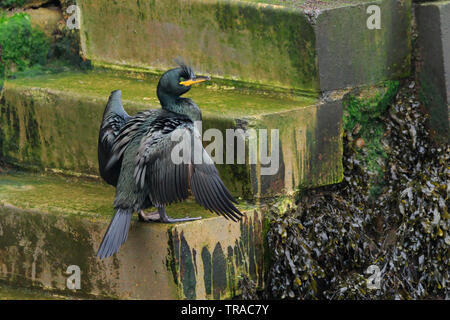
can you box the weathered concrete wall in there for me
[0,205,265,299]
[315,0,411,91]
[416,1,450,142]
[0,85,105,175]
[77,0,411,93]
[257,99,343,194]
[78,0,318,92]
[168,209,265,300]
[0,173,265,299]
[8,7,63,38]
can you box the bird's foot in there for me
[159,216,202,223]
[155,207,201,223]
[138,210,160,223]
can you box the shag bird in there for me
[97,63,243,259]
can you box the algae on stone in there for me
[0,171,264,300]
[0,172,220,220]
[77,0,412,92]
[77,0,319,92]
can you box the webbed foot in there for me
[158,207,201,224]
[138,210,160,222]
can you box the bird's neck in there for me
[158,91,177,109]
[159,96,201,122]
[157,83,201,121]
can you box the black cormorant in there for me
[97,63,243,259]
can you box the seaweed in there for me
[264,80,449,300]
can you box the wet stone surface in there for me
[0,70,343,199]
[169,210,266,300]
[416,1,450,142]
[77,0,411,92]
[0,170,264,299]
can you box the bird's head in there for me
[157,62,210,103]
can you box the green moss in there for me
[8,70,316,118]
[0,13,49,78]
[77,0,319,91]
[343,81,399,197]
[0,83,102,174]
[0,172,115,219]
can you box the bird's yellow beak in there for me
[180,76,210,86]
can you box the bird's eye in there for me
[180,77,186,82]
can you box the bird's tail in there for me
[97,208,132,259]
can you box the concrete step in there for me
[416,1,450,143]
[78,0,411,92]
[0,171,265,299]
[0,69,343,199]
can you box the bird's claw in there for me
[139,210,201,223]
[160,216,202,224]
[138,210,160,223]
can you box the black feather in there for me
[98,90,130,186]
[97,208,133,259]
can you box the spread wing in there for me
[134,117,243,221]
[98,90,130,186]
